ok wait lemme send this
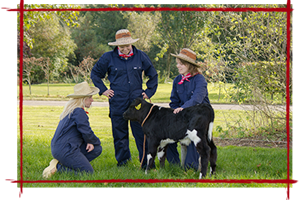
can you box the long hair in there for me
[59,97,89,120]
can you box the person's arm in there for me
[169,77,181,109]
[141,52,158,99]
[181,75,208,109]
[91,53,110,96]
[74,108,101,146]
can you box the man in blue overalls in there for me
[91,29,158,168]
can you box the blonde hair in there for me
[59,97,90,120]
[176,58,201,76]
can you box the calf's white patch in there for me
[157,150,165,161]
[186,129,201,146]
[147,154,152,165]
[159,138,175,148]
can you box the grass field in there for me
[19,82,232,103]
[18,106,291,187]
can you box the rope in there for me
[141,105,155,127]
[140,101,154,169]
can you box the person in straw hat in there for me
[166,48,212,171]
[42,81,102,178]
[91,29,158,168]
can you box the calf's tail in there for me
[208,122,213,142]
[208,105,215,142]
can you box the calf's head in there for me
[123,98,150,123]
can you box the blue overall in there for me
[51,108,102,174]
[91,46,158,167]
[167,73,210,170]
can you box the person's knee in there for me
[82,165,94,174]
[93,145,102,157]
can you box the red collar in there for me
[178,73,199,85]
[178,73,192,85]
[82,108,89,114]
[118,48,134,58]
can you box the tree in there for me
[84,4,129,47]
[65,56,97,84]
[218,8,290,103]
[203,4,292,133]
[17,34,32,58]
[123,10,161,53]
[29,13,77,83]
[22,57,39,95]
[69,4,129,65]
[18,4,80,51]
[78,56,97,85]
[155,5,208,80]
[70,12,110,66]
[40,57,51,95]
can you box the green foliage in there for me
[229,62,287,104]
[27,14,76,83]
[155,4,208,80]
[67,4,130,65]
[18,4,81,49]
[123,11,161,53]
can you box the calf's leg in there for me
[208,139,217,176]
[157,145,167,168]
[145,138,158,174]
[196,140,210,179]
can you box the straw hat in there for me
[67,81,100,98]
[171,48,201,67]
[108,29,139,46]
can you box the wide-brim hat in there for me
[108,29,139,46]
[171,48,201,67]
[67,81,100,98]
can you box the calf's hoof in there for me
[199,173,202,179]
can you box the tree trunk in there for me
[165,52,171,83]
[28,79,32,95]
[47,78,50,96]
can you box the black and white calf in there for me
[123,98,217,179]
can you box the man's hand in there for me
[103,89,114,99]
[86,143,94,152]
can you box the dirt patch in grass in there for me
[214,136,292,149]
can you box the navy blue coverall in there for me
[51,108,102,173]
[91,46,158,167]
[167,73,210,170]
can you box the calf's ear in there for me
[135,103,142,110]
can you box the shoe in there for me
[43,159,59,178]
[117,158,131,167]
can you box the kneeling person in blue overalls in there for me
[91,29,158,168]
[43,82,102,178]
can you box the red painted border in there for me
[5,0,296,199]
[18,0,24,197]
[6,7,290,12]
[286,0,292,199]
[7,178,298,184]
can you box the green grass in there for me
[19,82,289,106]
[18,82,231,103]
[18,106,291,187]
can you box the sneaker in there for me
[42,159,59,178]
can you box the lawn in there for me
[18,106,291,187]
[19,82,231,103]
